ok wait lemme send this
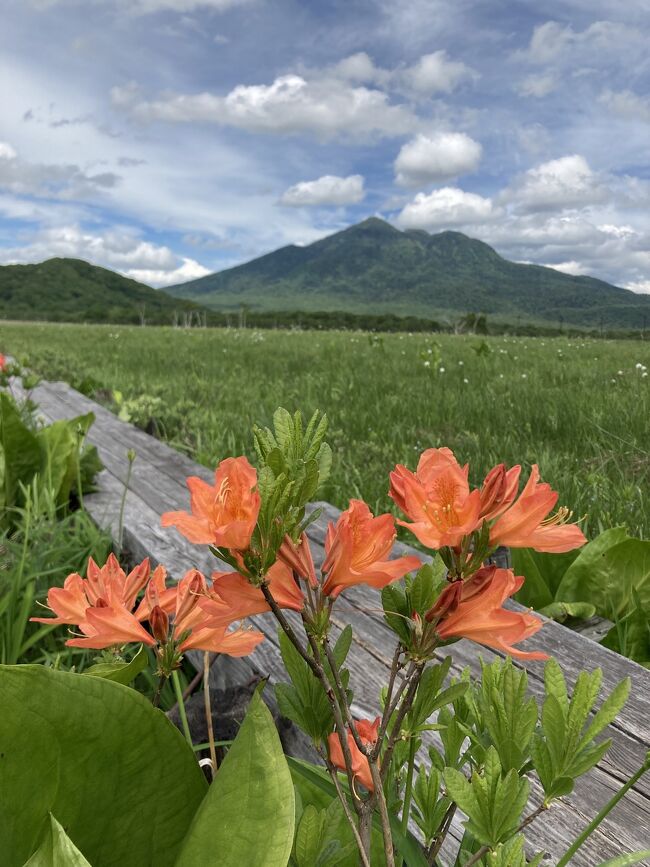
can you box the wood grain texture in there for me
[12,375,650,866]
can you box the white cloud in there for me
[125,257,211,286]
[523,20,643,65]
[504,155,607,211]
[518,73,557,98]
[279,174,365,207]
[403,51,476,95]
[542,260,587,276]
[0,225,210,287]
[394,132,482,186]
[0,142,17,160]
[626,281,650,295]
[599,89,650,123]
[129,74,419,139]
[0,147,120,199]
[396,187,496,230]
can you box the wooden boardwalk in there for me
[11,376,650,865]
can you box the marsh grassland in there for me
[2,320,648,539]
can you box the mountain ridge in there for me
[168,218,650,329]
[0,257,201,324]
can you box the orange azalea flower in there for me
[327,716,380,792]
[67,601,156,649]
[428,565,548,660]
[32,555,151,627]
[389,448,482,549]
[176,622,264,655]
[489,465,586,553]
[202,560,304,627]
[479,463,521,520]
[161,456,260,549]
[278,533,318,586]
[0,354,7,372]
[321,500,421,599]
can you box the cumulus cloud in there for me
[626,281,650,295]
[279,174,365,207]
[402,51,477,95]
[394,132,482,186]
[542,260,588,276]
[599,89,650,123]
[396,187,496,230]
[127,75,419,139]
[0,225,210,287]
[503,155,607,211]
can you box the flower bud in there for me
[425,580,463,622]
[150,605,169,643]
[479,464,507,519]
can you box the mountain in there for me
[0,258,201,325]
[168,218,650,329]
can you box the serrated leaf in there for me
[273,407,294,449]
[544,659,568,713]
[579,677,630,748]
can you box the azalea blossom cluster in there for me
[35,442,587,809]
[0,353,8,373]
[32,553,264,672]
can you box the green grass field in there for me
[2,320,648,539]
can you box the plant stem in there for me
[172,670,193,749]
[556,754,650,867]
[427,803,457,864]
[369,761,395,867]
[381,664,424,784]
[152,673,167,708]
[260,583,321,678]
[203,651,218,777]
[400,734,417,837]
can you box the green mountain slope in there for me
[169,218,650,329]
[0,258,200,325]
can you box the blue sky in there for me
[1,0,649,291]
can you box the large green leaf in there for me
[0,392,41,518]
[601,589,650,667]
[0,665,206,867]
[175,690,295,867]
[556,529,650,620]
[24,814,91,867]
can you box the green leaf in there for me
[557,528,650,621]
[409,565,440,616]
[382,583,411,644]
[0,665,206,866]
[294,805,325,867]
[539,601,596,622]
[175,690,295,867]
[24,814,92,867]
[0,392,41,522]
[83,644,149,685]
[510,547,554,610]
[601,590,650,667]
